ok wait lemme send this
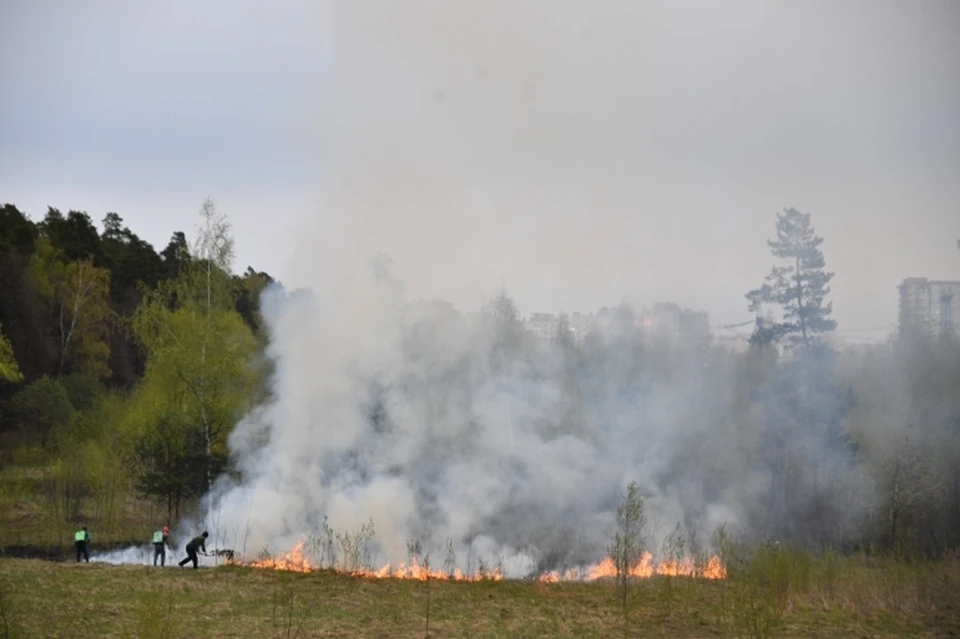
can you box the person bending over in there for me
[178,531,209,569]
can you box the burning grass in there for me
[228,538,726,583]
[1,548,956,638]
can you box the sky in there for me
[2,0,959,338]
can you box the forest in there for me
[0,200,958,563]
[0,198,273,546]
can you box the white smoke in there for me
[90,542,210,568]
[181,1,864,576]
[195,279,758,577]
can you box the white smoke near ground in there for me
[202,283,755,577]
[160,1,877,576]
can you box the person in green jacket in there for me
[178,531,209,569]
[74,526,90,562]
[152,526,170,566]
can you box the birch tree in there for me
[132,197,258,493]
[29,238,113,380]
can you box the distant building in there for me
[639,302,710,347]
[898,278,960,339]
[524,312,558,341]
[521,302,711,347]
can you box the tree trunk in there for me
[795,256,809,350]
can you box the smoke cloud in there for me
[186,1,954,575]
[206,284,763,576]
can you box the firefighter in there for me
[74,526,90,562]
[178,531,209,569]
[152,526,170,566]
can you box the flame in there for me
[231,540,725,582]
[576,552,726,581]
[244,541,313,573]
[229,540,503,580]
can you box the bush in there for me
[3,377,75,448]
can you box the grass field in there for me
[1,551,958,638]
[0,461,173,549]
[2,464,959,637]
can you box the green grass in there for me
[0,550,957,638]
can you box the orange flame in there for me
[572,552,726,581]
[230,540,503,581]
[232,540,725,582]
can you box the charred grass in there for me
[1,550,958,638]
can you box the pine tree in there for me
[747,208,836,350]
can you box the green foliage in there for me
[4,376,75,447]
[608,481,646,637]
[130,198,259,495]
[747,207,836,349]
[0,325,22,384]
[28,238,114,379]
[133,411,196,522]
[60,372,102,411]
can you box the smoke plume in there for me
[192,1,890,576]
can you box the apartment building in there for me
[898,277,960,339]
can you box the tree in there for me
[233,266,275,336]
[608,481,646,637]
[159,231,190,280]
[54,258,113,379]
[4,376,75,447]
[0,323,23,383]
[0,204,38,253]
[747,208,836,350]
[132,197,258,493]
[134,412,196,522]
[484,290,524,356]
[38,208,102,263]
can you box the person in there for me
[152,526,170,566]
[74,526,90,562]
[178,531,209,569]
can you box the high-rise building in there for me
[898,278,960,339]
[639,303,710,347]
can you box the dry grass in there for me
[0,464,170,548]
[0,553,957,638]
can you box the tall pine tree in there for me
[746,208,836,350]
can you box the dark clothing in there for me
[178,547,199,569]
[178,534,207,569]
[185,535,206,554]
[74,530,90,562]
[152,531,169,566]
[153,542,166,566]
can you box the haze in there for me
[2,0,959,334]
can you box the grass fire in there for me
[225,538,727,582]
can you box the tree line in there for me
[0,198,273,525]
[1,200,958,560]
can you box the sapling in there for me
[423,554,432,638]
[608,481,646,638]
[443,538,456,577]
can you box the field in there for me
[1,551,958,638]
[2,462,960,638]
